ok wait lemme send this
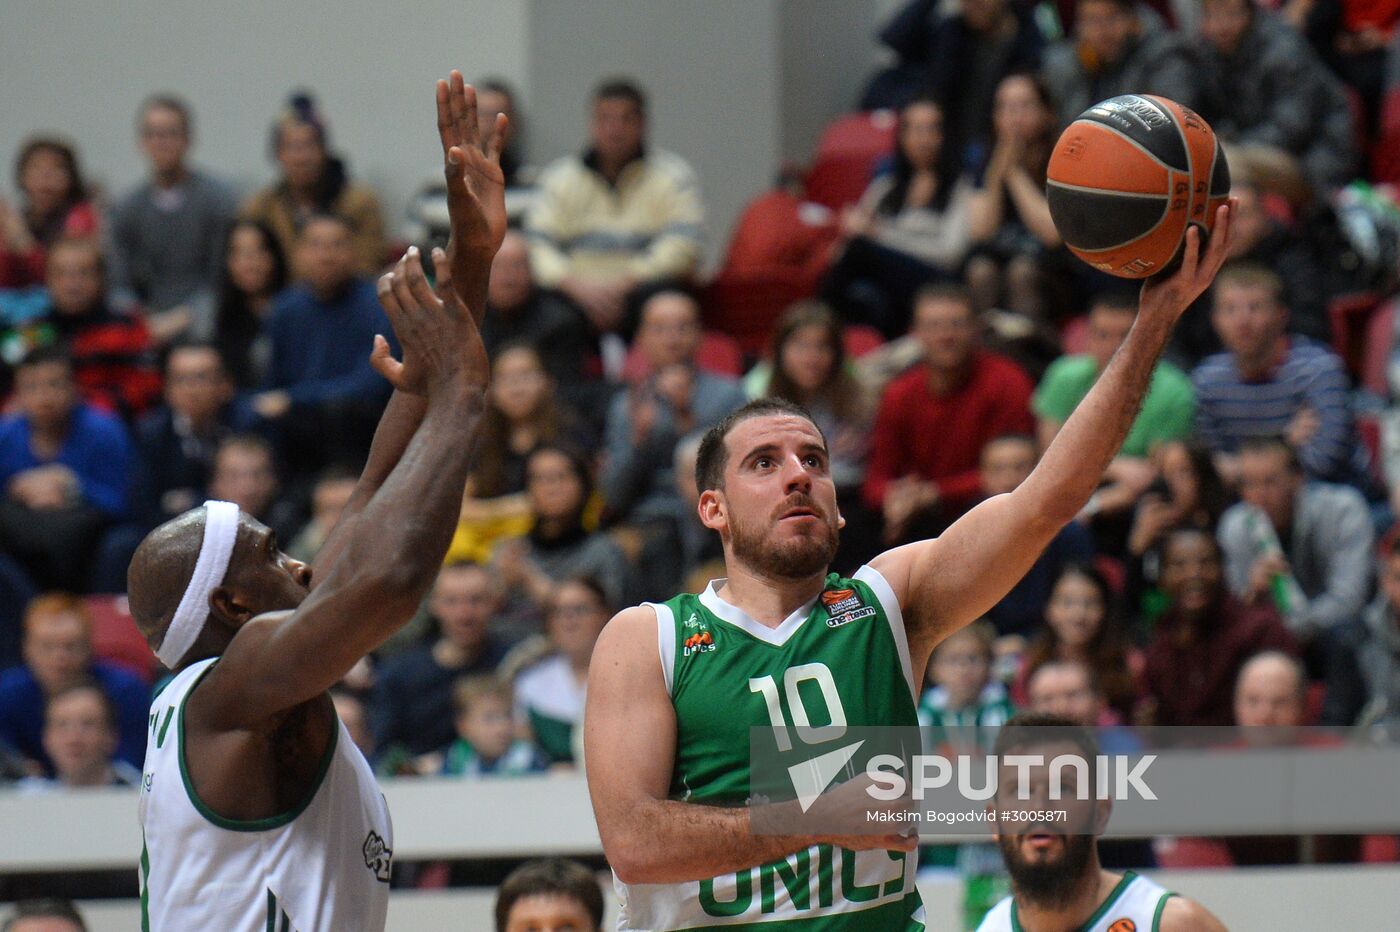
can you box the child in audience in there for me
[436,675,549,778]
[918,621,1014,752]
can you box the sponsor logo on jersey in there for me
[683,629,716,656]
[363,831,393,883]
[821,587,876,628]
[1107,920,1137,932]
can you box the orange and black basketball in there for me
[1047,94,1230,279]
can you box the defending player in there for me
[978,713,1226,931]
[585,209,1235,929]
[128,72,505,931]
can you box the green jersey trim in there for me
[852,564,916,704]
[698,580,821,647]
[1151,891,1176,931]
[1010,872,1137,932]
[178,661,340,832]
[654,601,677,695]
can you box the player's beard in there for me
[997,831,1097,911]
[729,496,839,581]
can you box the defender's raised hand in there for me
[372,246,488,396]
[436,70,508,322]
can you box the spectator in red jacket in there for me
[1143,527,1299,726]
[0,137,100,289]
[2,238,160,420]
[863,284,1034,544]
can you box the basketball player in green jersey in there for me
[585,208,1236,931]
[978,713,1226,931]
[128,73,504,930]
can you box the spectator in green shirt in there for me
[1034,292,1196,520]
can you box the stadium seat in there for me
[700,269,817,357]
[720,188,838,286]
[1362,834,1400,863]
[842,324,885,359]
[1328,292,1386,379]
[1373,86,1400,184]
[1361,299,1396,396]
[1154,837,1234,868]
[86,595,155,684]
[804,111,898,211]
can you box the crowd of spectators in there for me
[4,0,1400,895]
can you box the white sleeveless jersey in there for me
[977,871,1174,932]
[138,658,393,931]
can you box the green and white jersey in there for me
[976,871,1175,932]
[138,658,393,931]
[515,653,584,763]
[614,565,927,931]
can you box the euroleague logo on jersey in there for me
[1107,921,1137,932]
[683,613,717,657]
[822,587,876,628]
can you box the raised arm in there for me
[584,607,912,884]
[198,249,488,727]
[872,206,1235,664]
[313,71,507,579]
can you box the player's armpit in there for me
[1158,895,1230,931]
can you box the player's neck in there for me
[1014,868,1120,932]
[717,561,826,627]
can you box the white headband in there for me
[156,501,240,668]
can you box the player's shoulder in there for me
[596,604,663,650]
[1158,894,1228,931]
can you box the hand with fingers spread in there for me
[436,70,509,321]
[372,245,488,397]
[1139,200,1237,325]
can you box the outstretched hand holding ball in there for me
[1047,94,1230,280]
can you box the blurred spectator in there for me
[1041,0,1201,126]
[525,79,703,336]
[370,563,511,761]
[450,345,590,565]
[1125,439,1232,622]
[965,73,1067,323]
[4,237,162,419]
[863,285,1034,543]
[495,445,630,616]
[207,435,301,543]
[0,138,98,289]
[476,79,526,187]
[823,97,973,339]
[514,577,611,765]
[482,231,593,390]
[133,342,255,529]
[672,432,724,592]
[241,93,386,274]
[981,437,1095,638]
[19,681,140,789]
[108,95,237,346]
[331,687,375,761]
[1195,0,1355,189]
[1143,527,1298,725]
[1,899,88,932]
[1326,527,1400,726]
[1193,264,1367,487]
[286,465,358,564]
[602,291,745,531]
[1025,658,1111,725]
[0,349,134,591]
[918,622,1015,750]
[1038,292,1196,521]
[494,858,604,932]
[746,302,873,492]
[436,674,549,777]
[1219,436,1374,641]
[1013,562,1140,721]
[256,214,397,476]
[0,551,38,671]
[1233,649,1307,727]
[864,0,1044,158]
[212,219,288,389]
[0,594,148,773]
[1301,0,1400,137]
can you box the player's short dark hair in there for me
[993,711,1101,760]
[140,93,193,135]
[495,858,603,932]
[694,398,827,494]
[2,898,87,932]
[1237,435,1303,474]
[593,78,647,115]
[16,345,74,376]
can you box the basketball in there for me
[1046,94,1230,279]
